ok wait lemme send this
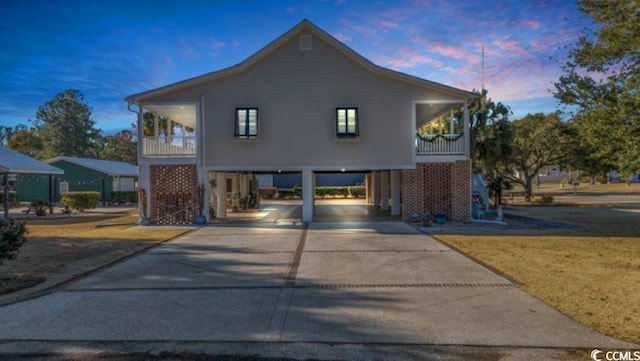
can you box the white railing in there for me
[142,136,196,157]
[415,134,465,155]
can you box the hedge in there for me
[112,191,138,204]
[265,186,367,199]
[315,186,365,198]
[61,191,100,212]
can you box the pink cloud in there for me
[493,39,530,57]
[333,32,352,43]
[517,19,541,29]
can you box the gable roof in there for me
[0,147,63,175]
[46,157,137,177]
[126,19,477,104]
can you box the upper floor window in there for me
[336,107,359,138]
[235,108,258,138]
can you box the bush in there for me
[0,219,27,265]
[61,191,100,212]
[111,191,138,204]
[535,194,554,204]
[315,186,358,198]
[259,187,277,199]
[30,200,49,216]
[348,186,366,198]
[0,191,19,208]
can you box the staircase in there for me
[472,173,490,219]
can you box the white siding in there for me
[145,32,465,170]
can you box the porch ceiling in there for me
[144,104,197,129]
[416,103,461,128]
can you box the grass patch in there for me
[436,201,640,344]
[0,210,191,302]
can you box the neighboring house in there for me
[0,147,63,217]
[46,157,138,202]
[126,20,476,224]
[15,157,138,202]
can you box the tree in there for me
[554,0,640,178]
[509,113,568,202]
[468,89,514,175]
[99,130,137,165]
[8,127,43,157]
[33,89,102,159]
[0,126,15,147]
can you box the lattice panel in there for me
[150,164,198,225]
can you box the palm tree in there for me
[469,89,513,176]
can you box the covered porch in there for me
[414,100,469,157]
[139,103,198,157]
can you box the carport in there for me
[0,147,64,218]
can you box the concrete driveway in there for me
[0,220,634,358]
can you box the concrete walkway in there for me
[0,221,635,358]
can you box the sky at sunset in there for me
[0,0,592,133]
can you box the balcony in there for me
[142,135,196,157]
[415,133,465,155]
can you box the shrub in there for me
[535,194,554,204]
[0,219,27,265]
[349,186,366,198]
[259,187,277,199]
[0,191,19,208]
[315,186,356,198]
[111,191,138,204]
[61,191,100,212]
[30,200,50,216]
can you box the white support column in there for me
[231,173,240,210]
[463,100,470,156]
[216,172,227,218]
[380,171,390,211]
[137,106,144,161]
[450,109,455,134]
[302,169,314,222]
[391,170,401,216]
[372,172,381,207]
[165,119,171,144]
[365,173,371,204]
[153,113,159,137]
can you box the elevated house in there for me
[126,20,476,224]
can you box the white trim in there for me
[416,155,470,163]
[138,158,198,166]
[202,164,416,172]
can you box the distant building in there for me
[14,157,137,202]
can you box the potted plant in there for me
[194,184,207,225]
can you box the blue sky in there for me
[0,0,591,134]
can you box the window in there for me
[336,107,359,138]
[235,108,259,138]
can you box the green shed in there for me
[46,157,138,202]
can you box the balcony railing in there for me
[142,136,196,157]
[416,133,465,155]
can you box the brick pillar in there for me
[401,165,424,221]
[451,159,472,222]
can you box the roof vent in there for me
[300,35,312,51]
